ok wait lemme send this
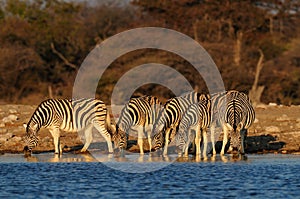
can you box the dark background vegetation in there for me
[0,0,300,105]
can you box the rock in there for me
[265,126,281,133]
[0,128,8,133]
[268,102,277,106]
[256,104,267,109]
[2,132,13,139]
[9,109,17,114]
[2,114,19,123]
[0,123,5,127]
[0,137,7,143]
[0,132,13,143]
[254,118,259,123]
[9,136,22,142]
[276,114,290,121]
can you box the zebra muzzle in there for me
[23,146,32,153]
[232,147,239,153]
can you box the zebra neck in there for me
[27,119,41,133]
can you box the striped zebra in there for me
[152,91,208,156]
[210,90,255,155]
[176,98,211,159]
[115,95,162,154]
[23,99,116,154]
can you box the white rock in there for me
[2,114,19,123]
[254,118,259,123]
[268,102,277,106]
[9,109,17,114]
[265,126,281,133]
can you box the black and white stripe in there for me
[24,99,115,154]
[210,90,255,155]
[116,95,162,154]
[176,98,211,159]
[152,91,208,155]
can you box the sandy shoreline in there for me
[0,104,300,155]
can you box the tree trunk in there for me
[48,85,53,99]
[269,16,273,35]
[193,19,200,42]
[249,49,265,106]
[234,31,243,67]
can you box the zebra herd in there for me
[24,90,255,159]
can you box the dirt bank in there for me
[0,104,299,154]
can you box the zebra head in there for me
[230,127,242,154]
[23,123,39,152]
[113,125,127,151]
[151,126,165,151]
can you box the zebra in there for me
[210,90,255,155]
[176,97,211,159]
[23,98,116,154]
[115,95,162,155]
[152,91,209,156]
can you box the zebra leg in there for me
[81,125,93,152]
[146,125,152,152]
[163,128,171,156]
[202,129,209,160]
[195,125,201,157]
[183,130,191,157]
[137,126,144,155]
[220,124,231,156]
[210,124,216,156]
[94,124,113,153]
[49,128,61,154]
[240,128,247,155]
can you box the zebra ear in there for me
[237,123,243,131]
[23,123,27,129]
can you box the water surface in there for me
[0,153,299,198]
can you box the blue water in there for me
[0,154,299,198]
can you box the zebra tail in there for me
[106,112,116,135]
